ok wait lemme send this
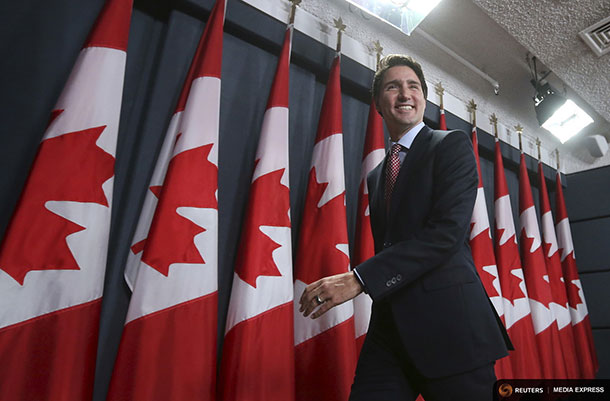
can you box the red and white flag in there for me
[0,0,132,399]
[469,128,511,378]
[493,140,542,379]
[219,26,295,401]
[538,162,581,378]
[294,55,357,401]
[106,1,225,400]
[555,173,599,378]
[518,153,567,379]
[352,101,384,353]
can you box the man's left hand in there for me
[299,271,363,319]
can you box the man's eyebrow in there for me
[384,78,421,87]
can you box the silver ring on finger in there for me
[315,295,324,305]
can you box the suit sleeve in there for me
[355,130,478,301]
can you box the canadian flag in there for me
[493,139,542,378]
[218,26,295,401]
[555,173,599,378]
[0,0,131,399]
[518,153,567,379]
[469,128,511,378]
[293,55,357,401]
[352,101,384,353]
[537,162,581,378]
[106,1,224,400]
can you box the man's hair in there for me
[371,54,428,102]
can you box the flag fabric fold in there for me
[469,127,511,379]
[219,25,295,401]
[555,173,599,378]
[538,162,581,379]
[106,1,225,400]
[352,101,384,353]
[493,140,542,379]
[0,0,132,399]
[293,54,357,401]
[518,153,567,379]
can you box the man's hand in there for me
[299,271,364,319]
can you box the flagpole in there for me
[288,0,300,25]
[435,82,445,110]
[334,17,346,54]
[490,113,498,140]
[373,40,383,68]
[467,99,477,127]
[536,138,542,162]
[515,124,524,153]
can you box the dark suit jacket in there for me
[355,125,510,378]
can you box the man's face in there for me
[376,65,426,141]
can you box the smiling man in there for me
[299,55,511,400]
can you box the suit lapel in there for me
[389,126,432,219]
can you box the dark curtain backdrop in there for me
[0,0,565,399]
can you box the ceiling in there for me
[416,0,610,170]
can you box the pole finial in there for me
[373,40,383,68]
[514,124,523,152]
[489,113,498,138]
[556,148,560,171]
[467,99,477,126]
[536,138,541,161]
[288,0,301,25]
[333,17,346,53]
[435,82,445,108]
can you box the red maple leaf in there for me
[130,133,183,258]
[234,167,291,288]
[494,232,527,302]
[141,144,217,276]
[295,168,350,284]
[543,243,569,306]
[562,254,584,308]
[353,181,374,266]
[520,234,554,306]
[470,228,500,298]
[0,126,114,285]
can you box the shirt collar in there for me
[391,121,425,150]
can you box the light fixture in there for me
[529,56,593,143]
[347,0,442,35]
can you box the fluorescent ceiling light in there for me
[540,99,594,143]
[407,0,442,16]
[346,0,442,35]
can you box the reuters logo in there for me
[498,383,513,398]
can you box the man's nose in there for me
[397,87,408,100]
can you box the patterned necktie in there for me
[385,143,402,210]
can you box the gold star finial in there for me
[373,40,383,67]
[515,124,524,152]
[334,18,347,53]
[489,113,498,138]
[435,82,445,108]
[467,99,477,126]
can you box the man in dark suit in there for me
[299,54,510,400]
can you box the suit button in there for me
[391,277,397,284]
[383,242,392,248]
[386,280,392,287]
[396,274,402,281]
